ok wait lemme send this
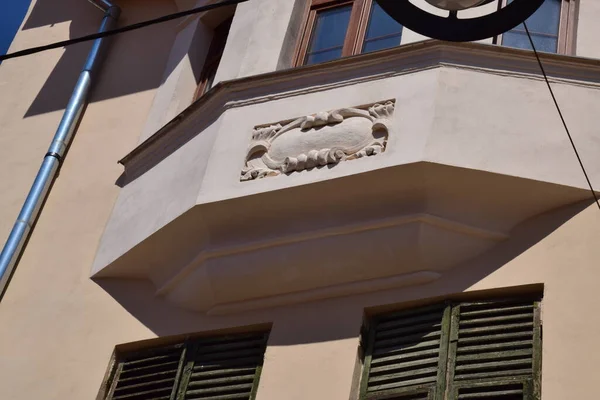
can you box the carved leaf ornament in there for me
[241,101,395,181]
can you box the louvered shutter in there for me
[106,343,186,400]
[446,298,542,400]
[359,303,451,400]
[176,331,268,400]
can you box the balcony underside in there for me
[94,162,591,314]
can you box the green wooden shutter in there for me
[359,303,451,400]
[446,298,542,400]
[176,331,268,400]
[106,343,187,400]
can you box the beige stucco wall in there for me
[0,0,180,398]
[1,1,600,400]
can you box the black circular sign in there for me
[377,0,545,42]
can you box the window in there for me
[499,0,577,54]
[195,17,233,99]
[102,331,268,400]
[296,0,403,66]
[359,296,542,400]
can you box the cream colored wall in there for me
[576,0,600,59]
[1,1,600,400]
[0,0,180,398]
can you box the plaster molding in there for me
[119,40,600,177]
[155,212,507,298]
[241,101,394,181]
[206,271,442,315]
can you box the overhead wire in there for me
[523,21,600,210]
[0,0,248,62]
[1,1,598,210]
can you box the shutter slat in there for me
[452,299,538,384]
[459,322,533,336]
[119,362,180,378]
[371,349,440,367]
[374,338,441,356]
[180,332,268,400]
[122,353,181,368]
[458,389,523,399]
[456,348,533,363]
[456,382,525,399]
[376,322,442,340]
[455,358,532,373]
[369,366,439,383]
[113,386,175,399]
[374,331,442,350]
[191,356,264,372]
[384,394,429,400]
[377,312,444,331]
[457,340,533,355]
[459,313,533,327]
[108,345,185,400]
[119,369,181,384]
[363,304,448,397]
[453,369,532,380]
[186,393,249,400]
[459,305,533,318]
[113,378,176,394]
[186,374,256,388]
[458,331,532,345]
[106,332,268,400]
[190,367,257,379]
[368,375,438,392]
[185,382,253,396]
[370,356,440,374]
[359,298,541,400]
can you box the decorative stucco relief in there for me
[241,101,395,181]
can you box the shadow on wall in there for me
[95,198,592,347]
[22,0,179,117]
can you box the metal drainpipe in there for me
[0,1,121,298]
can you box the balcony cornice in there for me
[120,40,600,176]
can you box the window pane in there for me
[503,31,558,53]
[205,68,217,93]
[363,35,403,53]
[306,48,344,65]
[503,0,561,53]
[508,0,561,34]
[305,5,352,65]
[362,1,403,53]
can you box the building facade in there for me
[1,0,600,399]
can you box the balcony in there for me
[92,40,600,314]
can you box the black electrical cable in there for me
[523,21,600,210]
[0,0,249,62]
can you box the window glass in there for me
[305,5,352,65]
[502,0,561,53]
[362,1,403,53]
[196,17,232,99]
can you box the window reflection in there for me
[502,0,561,53]
[305,6,352,65]
[362,1,403,54]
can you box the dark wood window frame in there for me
[359,296,542,400]
[194,16,234,100]
[294,0,398,67]
[101,330,269,400]
[496,0,578,55]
